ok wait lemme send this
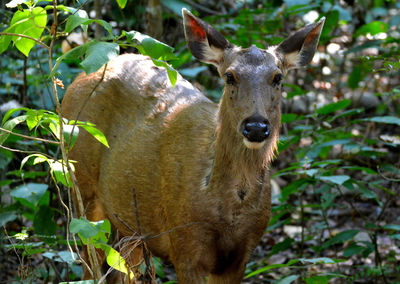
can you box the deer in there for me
[61,9,325,283]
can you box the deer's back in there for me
[62,54,217,243]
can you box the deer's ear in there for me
[277,17,325,70]
[182,8,231,66]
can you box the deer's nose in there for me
[242,116,270,143]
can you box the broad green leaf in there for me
[384,224,400,231]
[80,41,119,74]
[322,229,359,249]
[320,10,339,40]
[0,115,28,145]
[105,246,134,279]
[355,21,388,37]
[70,218,110,246]
[10,7,47,56]
[34,205,57,242]
[348,65,362,89]
[316,99,351,115]
[124,30,176,61]
[11,183,48,206]
[305,275,328,284]
[51,43,88,76]
[362,116,400,126]
[343,243,365,257]
[50,159,74,186]
[52,40,119,76]
[76,122,109,148]
[318,175,350,185]
[153,257,165,278]
[115,0,127,9]
[2,107,28,125]
[281,113,298,123]
[64,124,79,149]
[65,15,112,36]
[70,218,101,240]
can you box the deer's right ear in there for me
[182,8,231,66]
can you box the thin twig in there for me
[59,0,90,26]
[0,32,49,50]
[0,126,60,145]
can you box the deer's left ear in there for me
[182,8,232,66]
[276,17,325,70]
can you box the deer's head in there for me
[183,9,324,150]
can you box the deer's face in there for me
[182,9,324,150]
[219,46,283,149]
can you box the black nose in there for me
[242,116,270,142]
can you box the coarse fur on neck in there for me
[208,89,279,194]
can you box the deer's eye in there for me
[224,72,236,85]
[272,73,283,87]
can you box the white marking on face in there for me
[243,139,265,150]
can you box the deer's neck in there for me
[208,99,270,193]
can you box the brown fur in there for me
[61,10,324,283]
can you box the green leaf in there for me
[305,275,328,284]
[343,243,365,257]
[6,7,47,57]
[348,65,362,89]
[50,159,74,186]
[320,10,339,41]
[115,0,127,8]
[153,257,165,278]
[383,224,400,231]
[355,21,388,37]
[34,205,57,242]
[124,30,176,61]
[70,218,111,247]
[105,246,134,279]
[362,116,400,126]
[63,124,79,149]
[65,15,112,36]
[81,41,119,74]
[73,121,109,148]
[11,183,48,206]
[322,230,359,249]
[316,99,351,115]
[52,40,119,76]
[0,115,28,145]
[318,175,350,185]
[281,113,298,123]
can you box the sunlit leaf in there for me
[316,100,351,115]
[105,246,134,279]
[318,175,350,185]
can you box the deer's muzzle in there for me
[241,115,270,149]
